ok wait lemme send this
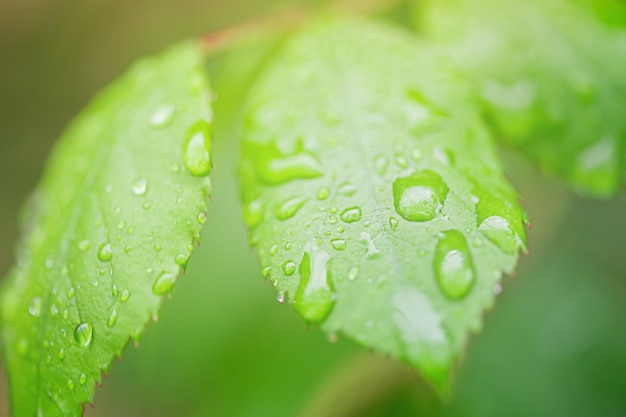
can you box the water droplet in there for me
[74,322,93,347]
[107,310,118,328]
[284,242,292,251]
[348,266,359,280]
[340,206,362,223]
[131,178,148,196]
[339,182,357,197]
[79,373,87,385]
[293,243,334,324]
[256,149,323,185]
[50,304,59,316]
[275,196,307,220]
[330,239,347,251]
[243,199,264,229]
[478,216,520,255]
[120,289,130,302]
[434,231,475,300]
[105,184,113,193]
[97,243,113,262]
[143,202,152,211]
[493,283,503,295]
[392,170,448,222]
[395,153,408,168]
[411,149,422,161]
[282,261,296,276]
[67,379,75,391]
[276,290,285,304]
[182,120,212,177]
[374,156,388,175]
[317,186,330,200]
[197,212,207,225]
[262,266,272,278]
[150,104,175,127]
[175,253,190,268]
[63,310,69,320]
[152,270,179,296]
[28,296,42,317]
[58,348,66,360]
[79,240,91,251]
[432,147,450,166]
[389,217,399,231]
[269,245,278,256]
[67,288,75,299]
[328,215,337,224]
[359,232,379,259]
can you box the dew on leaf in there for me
[269,244,278,255]
[434,231,475,300]
[79,373,87,385]
[340,206,362,223]
[282,261,297,276]
[74,322,93,347]
[293,243,334,324]
[389,217,399,231]
[28,296,42,317]
[330,238,347,251]
[50,304,59,316]
[67,288,75,299]
[97,243,113,262]
[392,170,448,222]
[348,266,359,281]
[317,186,330,200]
[339,181,357,197]
[175,253,190,268]
[67,379,75,391]
[58,348,66,360]
[120,289,130,302]
[182,120,212,177]
[478,216,520,254]
[131,178,148,196]
[152,270,178,296]
[78,240,91,251]
[150,104,175,127]
[107,310,118,328]
[374,155,389,175]
[197,211,207,225]
[275,196,307,220]
[276,290,285,304]
[243,199,264,229]
[258,152,323,185]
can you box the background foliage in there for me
[1,0,625,416]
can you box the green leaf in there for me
[239,19,527,392]
[420,0,626,197]
[0,41,212,417]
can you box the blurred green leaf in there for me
[239,18,527,391]
[420,0,626,197]
[0,41,212,417]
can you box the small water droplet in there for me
[348,266,359,280]
[50,304,59,316]
[97,243,113,262]
[282,261,296,276]
[63,310,69,320]
[79,240,91,251]
[243,199,264,229]
[284,242,293,251]
[339,182,357,197]
[317,186,330,200]
[395,153,409,168]
[67,379,75,391]
[389,217,399,231]
[152,269,179,296]
[120,289,130,302]
[150,104,175,127]
[329,206,338,214]
[175,253,190,268]
[67,288,75,299]
[105,184,113,193]
[143,202,152,211]
[197,212,207,225]
[79,373,87,385]
[131,178,148,196]
[182,120,212,177]
[275,196,307,220]
[374,156,388,175]
[340,206,362,223]
[58,348,66,360]
[107,310,118,328]
[330,239,347,251]
[262,266,272,278]
[328,215,337,224]
[74,322,93,347]
[28,296,42,317]
[392,170,448,222]
[411,149,422,161]
[293,243,334,324]
[276,290,285,304]
[269,245,278,255]
[434,231,475,300]
[45,258,54,269]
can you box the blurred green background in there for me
[1,1,626,416]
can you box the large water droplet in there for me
[393,170,448,222]
[150,104,175,127]
[28,296,42,317]
[97,243,113,262]
[275,196,307,220]
[434,231,475,300]
[293,243,334,324]
[478,216,521,255]
[131,178,148,196]
[282,261,296,276]
[182,120,212,177]
[340,206,362,223]
[74,322,93,347]
[152,270,179,296]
